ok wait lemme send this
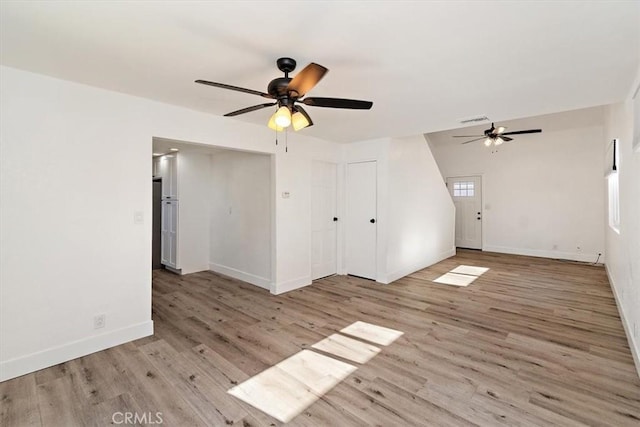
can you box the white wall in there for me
[428,107,606,262]
[344,136,455,283]
[209,151,272,289]
[176,150,211,275]
[386,135,456,282]
[0,66,341,381]
[603,74,640,376]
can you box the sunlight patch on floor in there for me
[312,333,381,363]
[433,264,489,286]
[433,272,478,286]
[228,350,356,423]
[227,321,403,423]
[449,265,489,276]
[340,320,404,346]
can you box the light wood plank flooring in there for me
[2,250,640,426]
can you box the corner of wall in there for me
[271,276,312,295]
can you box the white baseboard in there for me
[164,265,181,275]
[209,262,271,290]
[272,275,312,295]
[179,265,210,275]
[483,245,602,263]
[0,320,153,382]
[605,265,640,379]
[383,247,457,284]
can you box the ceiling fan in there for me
[195,57,373,131]
[453,122,542,147]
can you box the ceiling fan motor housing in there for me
[268,77,294,99]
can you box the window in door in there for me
[452,181,475,197]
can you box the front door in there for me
[447,176,482,250]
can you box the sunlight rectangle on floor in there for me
[340,321,404,346]
[227,350,356,423]
[433,272,477,287]
[311,333,381,363]
[449,265,489,276]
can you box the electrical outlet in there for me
[94,314,106,330]
[134,211,144,224]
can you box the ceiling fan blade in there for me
[461,137,487,144]
[287,63,328,97]
[302,97,373,109]
[195,80,273,99]
[224,102,276,117]
[452,135,483,138]
[502,136,513,142]
[501,129,542,136]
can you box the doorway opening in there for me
[151,137,274,290]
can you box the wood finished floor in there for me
[2,250,640,426]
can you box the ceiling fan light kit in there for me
[455,122,542,148]
[196,57,373,133]
[273,106,292,128]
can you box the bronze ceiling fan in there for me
[454,122,542,147]
[196,57,373,131]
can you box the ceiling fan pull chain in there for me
[285,128,288,153]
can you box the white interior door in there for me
[346,161,377,280]
[311,161,338,280]
[447,176,482,249]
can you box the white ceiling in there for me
[1,1,638,143]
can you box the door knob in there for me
[370,218,376,223]
[333,217,338,222]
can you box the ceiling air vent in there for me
[458,115,489,125]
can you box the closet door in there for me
[346,161,377,280]
[311,161,338,280]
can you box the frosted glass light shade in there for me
[291,111,310,131]
[494,137,504,146]
[274,106,291,127]
[484,138,493,147]
[268,114,284,131]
